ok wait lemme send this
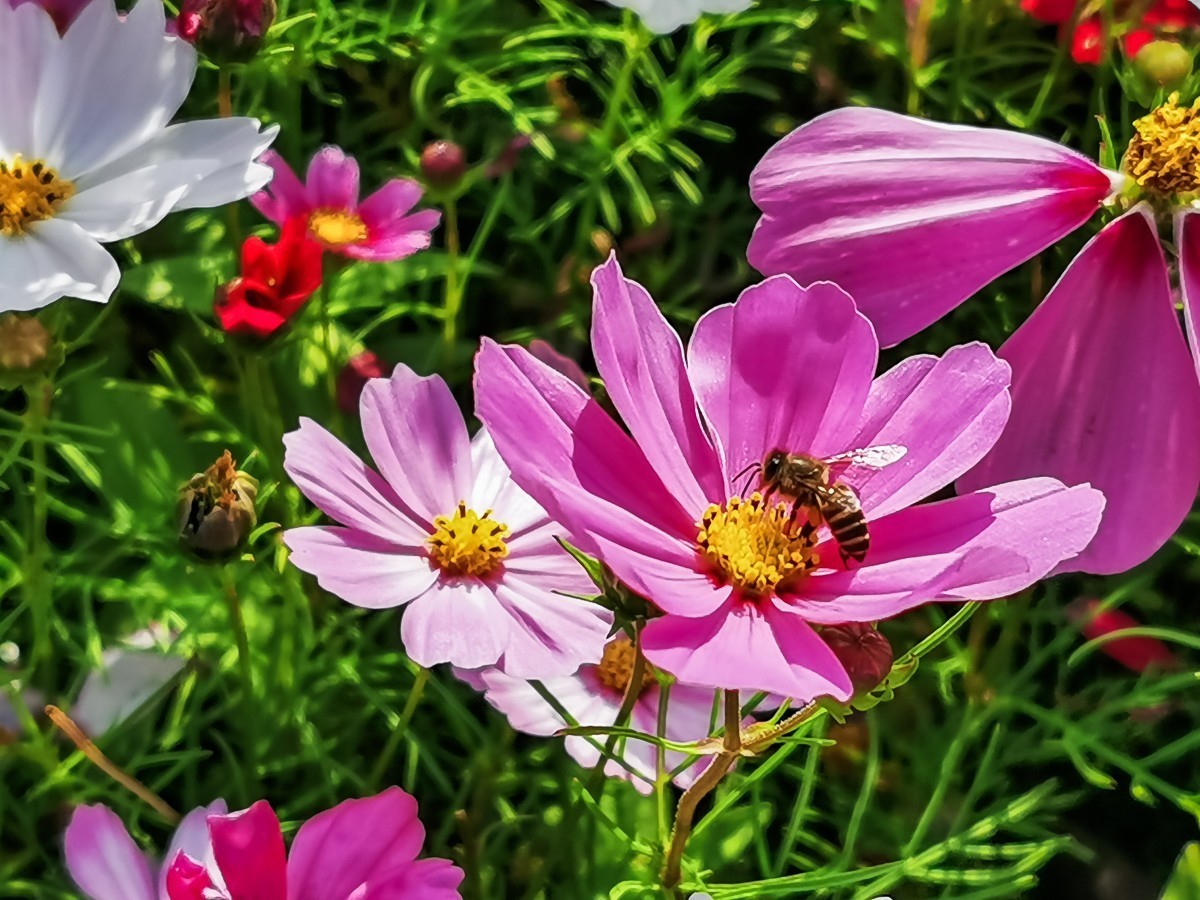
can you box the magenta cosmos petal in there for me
[641,598,853,700]
[345,208,441,263]
[845,342,1011,518]
[1175,210,1200,377]
[591,254,725,509]
[790,478,1104,623]
[283,418,428,544]
[160,801,227,898]
[208,801,288,900]
[687,276,878,478]
[359,364,472,525]
[306,145,361,209]
[961,207,1200,574]
[283,527,437,609]
[748,107,1119,346]
[64,805,156,900]
[249,151,308,224]
[367,858,464,896]
[285,788,429,900]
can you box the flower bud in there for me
[420,140,467,189]
[1134,40,1193,88]
[175,0,275,64]
[337,351,388,414]
[821,623,893,695]
[0,314,60,389]
[1067,598,1178,674]
[177,451,258,560]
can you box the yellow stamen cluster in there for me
[426,501,510,578]
[697,493,819,595]
[1124,93,1200,201]
[0,158,74,237]
[308,208,368,247]
[595,634,655,695]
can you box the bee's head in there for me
[762,449,787,483]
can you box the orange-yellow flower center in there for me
[697,492,820,595]
[595,634,654,695]
[426,501,509,578]
[1124,93,1200,201]
[307,208,368,247]
[0,158,74,237]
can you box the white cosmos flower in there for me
[0,0,277,311]
[603,0,753,33]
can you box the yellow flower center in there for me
[307,208,368,247]
[697,493,820,596]
[0,158,74,238]
[1124,93,1200,201]
[426,501,510,578]
[595,635,654,695]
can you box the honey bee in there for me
[745,445,907,566]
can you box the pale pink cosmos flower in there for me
[251,145,441,261]
[283,364,611,677]
[65,789,462,899]
[459,634,725,794]
[475,254,1105,700]
[748,105,1200,574]
[64,799,227,899]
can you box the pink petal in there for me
[283,417,429,543]
[344,209,441,262]
[208,801,287,900]
[64,805,156,900]
[790,478,1105,622]
[352,857,464,897]
[467,428,554,536]
[846,342,1011,518]
[249,150,310,226]
[305,145,360,210]
[285,788,424,900]
[687,277,877,487]
[161,802,228,899]
[359,365,472,524]
[1175,209,1200,377]
[748,107,1118,346]
[164,852,217,900]
[960,207,1200,574]
[641,598,853,700]
[400,580,509,669]
[356,179,424,226]
[283,526,438,609]
[590,254,725,509]
[488,575,612,678]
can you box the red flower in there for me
[214,220,323,340]
[1022,0,1079,24]
[1068,599,1178,674]
[336,351,388,414]
[1026,0,1200,64]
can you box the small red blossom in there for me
[214,221,323,340]
[336,351,388,414]
[1068,599,1179,674]
[1023,0,1200,64]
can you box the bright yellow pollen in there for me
[308,208,368,247]
[0,157,74,237]
[697,493,820,595]
[595,634,655,695]
[1124,93,1200,201]
[426,501,510,578]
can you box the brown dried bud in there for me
[822,623,893,695]
[0,314,60,389]
[420,140,467,189]
[177,451,258,560]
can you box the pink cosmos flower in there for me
[748,105,1200,574]
[64,799,227,899]
[459,634,724,794]
[251,146,441,262]
[6,0,91,31]
[473,254,1105,699]
[283,364,611,677]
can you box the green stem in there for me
[441,199,462,361]
[371,667,430,786]
[23,375,53,686]
[318,259,344,435]
[220,566,259,791]
[586,621,646,797]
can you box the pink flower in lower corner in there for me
[748,104,1200,574]
[475,254,1105,700]
[460,633,726,794]
[251,146,441,262]
[283,364,611,677]
[64,799,226,900]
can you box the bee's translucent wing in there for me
[825,444,907,471]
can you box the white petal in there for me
[0,219,119,311]
[0,3,57,159]
[34,0,196,176]
[171,122,279,210]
